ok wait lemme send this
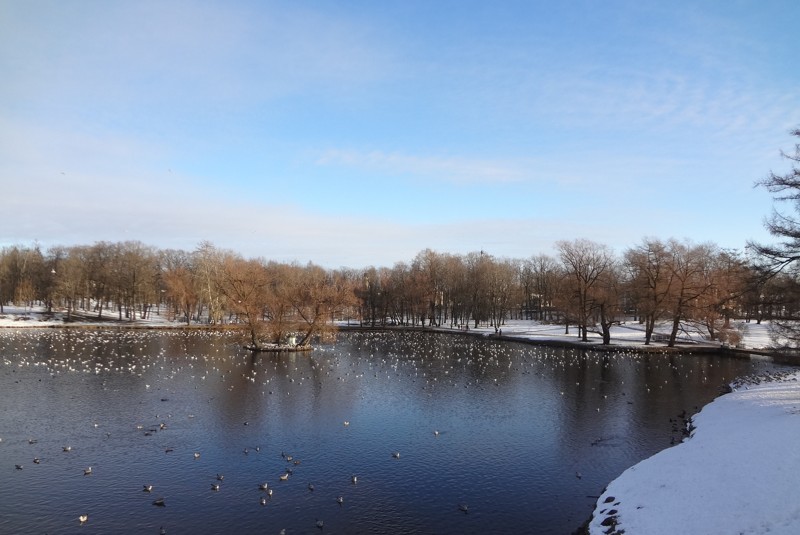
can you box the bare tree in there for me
[624,238,674,344]
[218,255,271,349]
[748,127,800,345]
[194,242,227,324]
[163,265,197,325]
[556,239,614,342]
[663,240,715,347]
[749,127,800,271]
[289,263,353,346]
[594,261,624,345]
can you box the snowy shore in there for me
[588,370,800,535]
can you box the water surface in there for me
[0,329,787,534]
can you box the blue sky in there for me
[2,0,799,267]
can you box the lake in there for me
[0,329,788,534]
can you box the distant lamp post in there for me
[49,268,57,313]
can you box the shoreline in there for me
[585,369,800,534]
[2,314,795,361]
[338,324,793,360]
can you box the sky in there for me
[2,1,800,268]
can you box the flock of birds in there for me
[0,328,789,533]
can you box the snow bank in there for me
[589,371,800,535]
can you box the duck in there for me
[258,482,269,491]
[143,485,153,492]
[308,483,315,491]
[216,473,224,481]
[152,497,166,507]
[336,496,344,505]
[193,452,200,459]
[392,452,400,459]
[63,445,72,452]
[83,466,92,476]
[459,503,469,513]
[260,496,267,506]
[78,514,88,524]
[351,475,358,484]
[279,472,289,481]
[211,483,220,491]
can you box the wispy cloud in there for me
[0,2,394,116]
[316,149,524,185]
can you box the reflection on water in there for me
[0,329,788,534]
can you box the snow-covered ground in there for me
[0,305,779,349]
[0,305,181,328]
[3,305,798,534]
[588,369,800,535]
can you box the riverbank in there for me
[340,317,788,358]
[587,369,800,535]
[2,306,790,357]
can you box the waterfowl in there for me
[459,503,469,513]
[336,496,344,505]
[193,452,200,459]
[211,483,220,491]
[143,485,153,492]
[83,466,92,476]
[308,483,315,491]
[33,457,40,464]
[63,446,72,452]
[316,519,324,529]
[351,475,357,484]
[392,452,400,459]
[279,472,289,481]
[259,482,269,490]
[78,514,88,524]
[15,464,23,470]
[216,473,224,481]
[260,496,267,506]
[152,497,166,506]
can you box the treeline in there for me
[1,237,797,347]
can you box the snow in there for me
[0,305,180,328]
[3,305,799,534]
[0,305,779,350]
[588,370,800,535]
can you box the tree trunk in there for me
[668,314,681,347]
